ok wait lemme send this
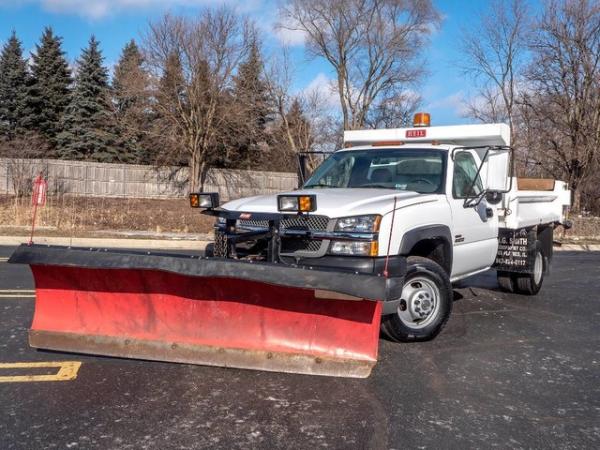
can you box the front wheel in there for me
[381,256,453,342]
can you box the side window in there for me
[453,152,483,198]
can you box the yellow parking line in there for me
[0,361,82,383]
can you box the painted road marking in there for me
[0,257,8,262]
[0,289,36,299]
[0,361,82,383]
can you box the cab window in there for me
[453,152,483,198]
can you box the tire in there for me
[381,256,453,342]
[204,243,215,258]
[213,231,228,257]
[514,241,545,295]
[497,271,516,293]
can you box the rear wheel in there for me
[497,271,516,293]
[381,256,453,342]
[514,242,545,295]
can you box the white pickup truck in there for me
[195,117,571,343]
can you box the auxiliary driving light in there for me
[277,195,317,213]
[189,192,219,209]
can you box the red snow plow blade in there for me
[9,245,394,378]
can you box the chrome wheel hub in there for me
[533,252,543,285]
[396,276,441,329]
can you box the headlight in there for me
[329,241,378,256]
[334,215,381,232]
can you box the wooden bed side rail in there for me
[517,178,556,191]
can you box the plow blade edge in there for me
[11,245,384,378]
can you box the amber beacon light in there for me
[413,112,431,127]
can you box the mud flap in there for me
[12,245,386,378]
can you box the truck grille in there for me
[281,238,322,253]
[238,215,330,254]
[237,215,330,232]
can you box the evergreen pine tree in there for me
[113,41,144,111]
[0,31,28,140]
[285,98,312,151]
[151,52,188,165]
[157,52,187,115]
[57,36,119,162]
[229,41,271,168]
[113,39,151,163]
[21,27,71,146]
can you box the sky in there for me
[0,0,534,126]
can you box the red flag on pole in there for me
[29,173,48,245]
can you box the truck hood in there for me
[221,188,439,218]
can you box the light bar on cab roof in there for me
[343,122,510,148]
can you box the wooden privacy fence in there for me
[0,158,299,201]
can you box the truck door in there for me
[448,150,499,278]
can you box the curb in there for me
[0,236,209,250]
[554,244,600,251]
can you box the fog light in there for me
[329,241,378,256]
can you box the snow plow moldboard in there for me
[9,244,404,378]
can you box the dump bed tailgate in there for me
[499,178,571,229]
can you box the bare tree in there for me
[459,0,530,144]
[265,48,315,157]
[364,90,421,129]
[521,0,600,211]
[0,133,48,197]
[278,0,440,130]
[143,9,251,191]
[265,49,332,174]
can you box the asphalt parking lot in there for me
[0,245,599,449]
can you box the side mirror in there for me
[483,148,512,192]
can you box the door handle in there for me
[486,207,494,218]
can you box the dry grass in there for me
[0,195,214,236]
[561,216,600,242]
[1,194,599,242]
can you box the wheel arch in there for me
[399,225,453,275]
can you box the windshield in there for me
[304,148,447,194]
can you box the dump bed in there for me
[499,178,571,229]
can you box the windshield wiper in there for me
[357,184,395,189]
[303,184,333,188]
